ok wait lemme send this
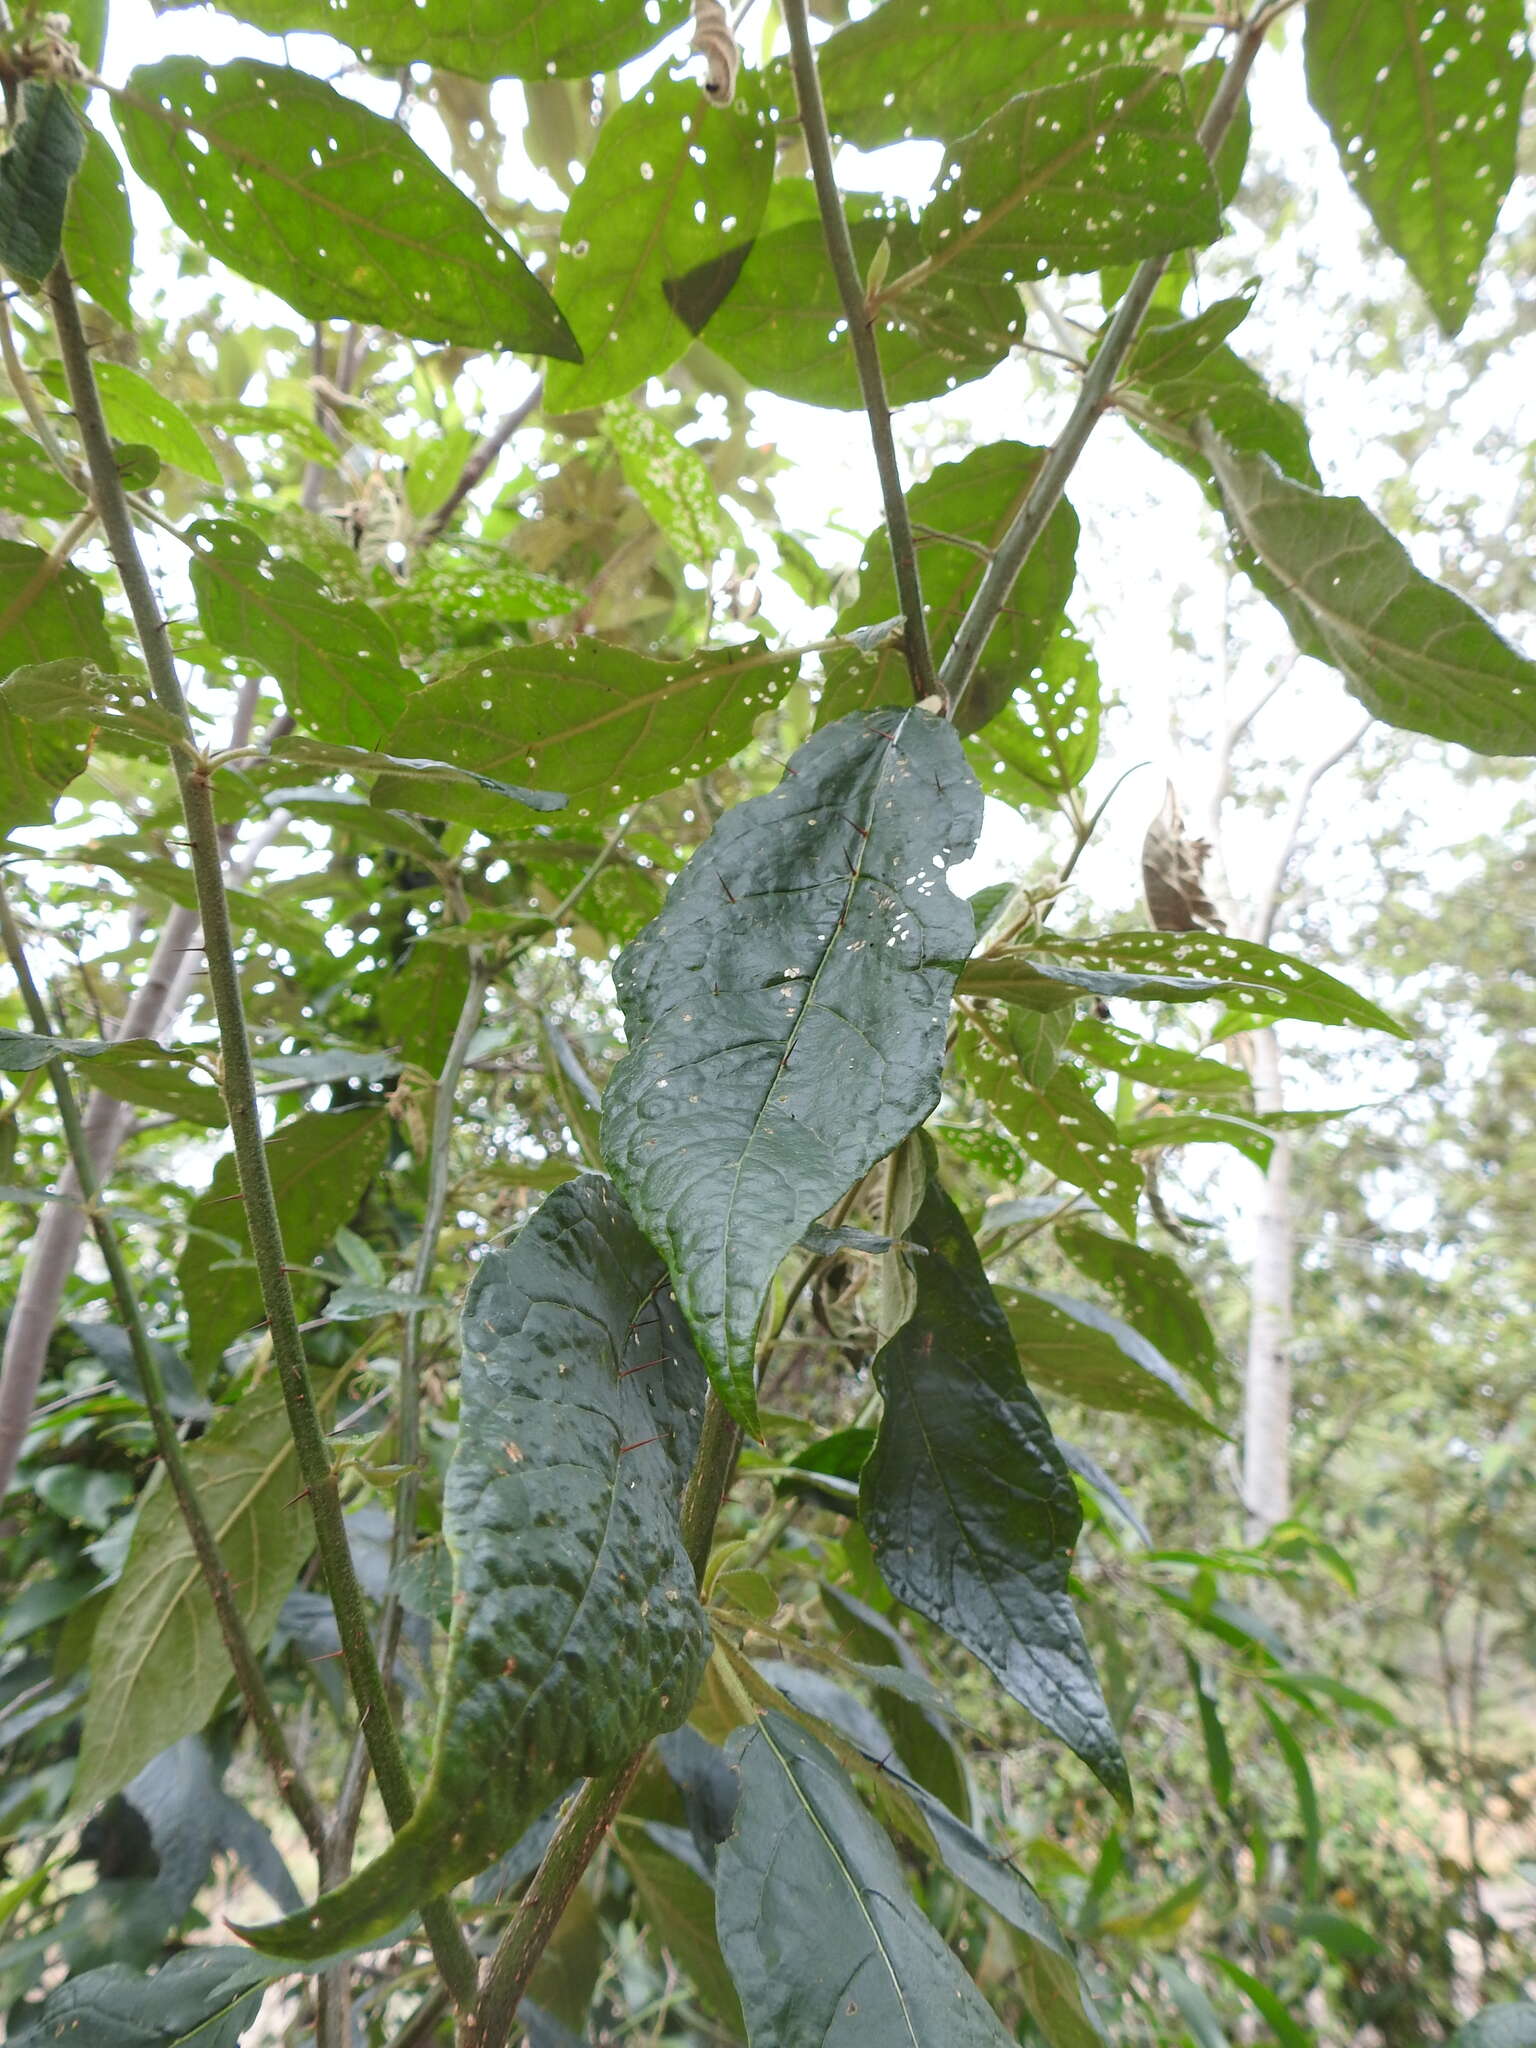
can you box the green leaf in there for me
[1054,1220,1220,1394]
[603,708,980,1429]
[0,1027,196,1075]
[957,1013,1142,1235]
[188,518,411,747]
[267,734,563,814]
[160,0,686,82]
[1071,1017,1247,1096]
[236,1175,710,1959]
[1184,1652,1234,1809]
[716,1711,1015,2045]
[70,1379,319,1816]
[1279,1906,1382,1961]
[920,66,1221,289]
[819,1583,971,1822]
[384,553,580,628]
[0,82,85,288]
[1122,1107,1275,1169]
[1258,1699,1321,1900]
[7,1946,280,2047]
[606,397,732,563]
[861,1160,1130,1805]
[998,1286,1220,1434]
[113,57,579,356]
[0,541,114,836]
[706,202,1022,411]
[1209,1956,1315,2048]
[815,0,1172,149]
[961,950,1239,1010]
[546,74,774,411]
[615,1821,744,2030]
[820,443,1079,739]
[1124,343,1321,502]
[86,362,219,485]
[373,637,799,828]
[0,418,81,518]
[1449,2007,1536,2047]
[1034,932,1409,1036]
[1120,286,1257,387]
[1203,437,1536,756]
[962,626,1101,806]
[1153,1957,1231,2048]
[1304,0,1529,333]
[0,658,186,747]
[177,1106,390,1381]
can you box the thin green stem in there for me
[0,508,98,644]
[46,261,478,2012]
[0,293,81,485]
[780,0,937,705]
[939,5,1276,720]
[0,879,326,1853]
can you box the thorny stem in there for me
[0,880,327,1854]
[46,262,479,2012]
[940,0,1283,721]
[781,0,938,705]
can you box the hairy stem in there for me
[0,880,326,1852]
[47,261,479,2011]
[939,2,1279,719]
[781,0,937,703]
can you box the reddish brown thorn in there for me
[718,874,737,903]
[619,1434,660,1455]
[285,1486,312,1508]
[619,1355,665,1377]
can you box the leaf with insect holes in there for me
[545,72,774,411]
[860,1160,1130,1805]
[0,546,115,838]
[160,0,688,83]
[0,82,85,289]
[113,58,578,355]
[235,1175,709,1961]
[372,638,801,827]
[602,708,981,1430]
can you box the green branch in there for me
[46,261,479,2013]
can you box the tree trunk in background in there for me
[1243,1025,1293,1538]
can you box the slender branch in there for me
[780,0,937,704]
[417,378,544,547]
[938,5,1277,720]
[46,261,479,2010]
[333,955,494,1861]
[1248,717,1371,945]
[0,294,81,484]
[0,880,326,1853]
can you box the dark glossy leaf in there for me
[603,708,980,1428]
[616,1820,744,2029]
[1070,1015,1246,1095]
[0,1027,191,1074]
[1304,0,1529,333]
[374,638,799,827]
[820,444,1079,738]
[545,74,774,411]
[957,1013,1142,1234]
[1054,1220,1220,1394]
[178,1106,390,1380]
[1204,438,1536,756]
[707,202,1023,410]
[921,66,1221,289]
[7,1946,279,2047]
[71,1379,319,1815]
[1034,932,1409,1036]
[0,418,81,518]
[189,519,411,747]
[814,0,1171,149]
[716,1711,1014,2045]
[157,0,686,81]
[861,1163,1129,1804]
[0,544,113,836]
[114,58,579,355]
[0,82,84,288]
[820,1583,970,1821]
[1449,2007,1536,2047]
[998,1286,1220,1433]
[237,1175,709,1959]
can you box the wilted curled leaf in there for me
[1141,781,1224,932]
[234,1175,709,1960]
